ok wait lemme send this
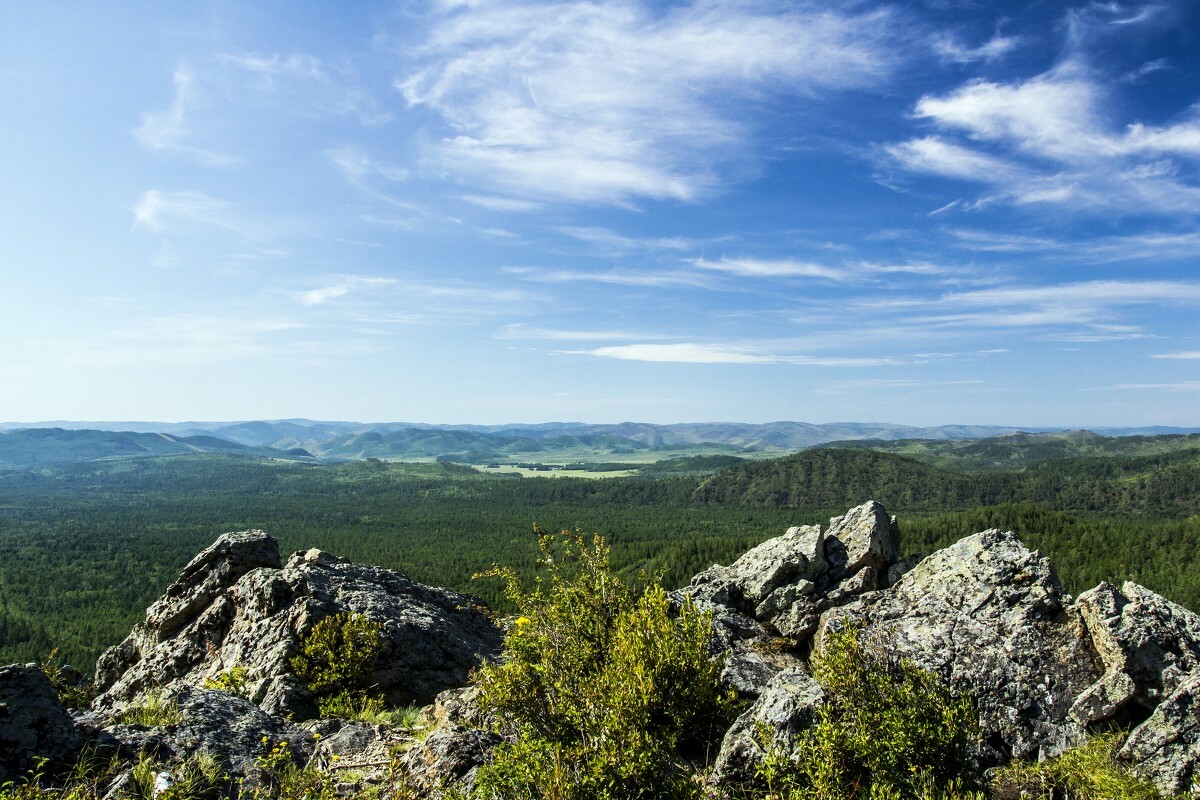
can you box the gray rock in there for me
[687,524,827,616]
[394,725,501,797]
[824,501,899,578]
[1075,580,1200,712]
[709,667,825,787]
[98,687,314,786]
[684,502,902,644]
[0,664,90,781]
[1119,671,1200,796]
[93,532,503,719]
[816,530,1098,762]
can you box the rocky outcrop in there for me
[6,504,1199,798]
[96,688,315,787]
[816,529,1097,762]
[709,667,824,786]
[93,531,503,719]
[689,502,1200,796]
[0,664,90,781]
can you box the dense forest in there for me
[1,442,1198,670]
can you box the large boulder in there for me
[0,664,90,781]
[98,687,315,786]
[709,667,825,787]
[816,529,1097,762]
[93,531,503,718]
[695,506,1200,798]
[684,501,902,644]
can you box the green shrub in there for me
[115,690,181,728]
[39,649,97,710]
[988,732,1168,800]
[758,625,981,800]
[202,666,252,699]
[289,612,386,718]
[248,739,337,800]
[470,526,739,800]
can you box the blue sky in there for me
[2,0,1198,426]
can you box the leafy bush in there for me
[289,612,386,718]
[39,649,97,710]
[469,526,739,800]
[115,690,181,728]
[247,739,337,800]
[988,732,1167,800]
[202,666,251,699]
[758,625,980,800]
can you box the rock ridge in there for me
[2,504,1198,796]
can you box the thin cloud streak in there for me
[399,1,900,205]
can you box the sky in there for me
[2,0,1198,427]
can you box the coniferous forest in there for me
[1,441,1198,670]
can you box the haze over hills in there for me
[1,419,1199,469]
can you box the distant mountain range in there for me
[1,419,1198,468]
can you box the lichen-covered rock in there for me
[816,530,1098,763]
[394,725,501,797]
[824,500,899,578]
[1075,580,1200,715]
[0,664,90,781]
[93,532,503,718]
[1119,671,1200,795]
[709,667,825,787]
[98,687,314,785]
[684,501,900,642]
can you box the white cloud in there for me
[398,1,898,205]
[328,147,409,181]
[133,65,237,166]
[1108,381,1200,391]
[132,190,240,233]
[297,276,398,306]
[1151,350,1200,360]
[578,342,896,366]
[886,136,1020,182]
[891,60,1200,216]
[462,194,542,212]
[692,257,849,281]
[933,33,1021,64]
[220,52,325,80]
[558,226,698,253]
[503,266,714,288]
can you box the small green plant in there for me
[39,649,97,710]
[248,739,337,800]
[469,526,739,800]
[202,666,252,699]
[116,690,181,728]
[758,625,981,800]
[289,612,386,719]
[988,732,1167,800]
[315,688,386,721]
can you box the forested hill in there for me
[692,447,1200,516]
[0,427,314,467]
[814,430,1200,472]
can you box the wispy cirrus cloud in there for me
[890,62,1200,214]
[297,276,398,306]
[133,64,238,166]
[132,190,241,234]
[1151,350,1200,360]
[558,226,700,254]
[692,257,851,281]
[399,0,900,205]
[576,342,898,367]
[503,265,714,288]
[932,33,1021,64]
